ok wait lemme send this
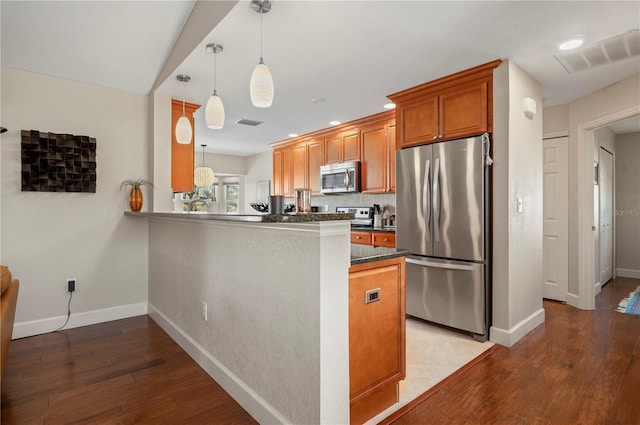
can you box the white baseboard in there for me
[12,302,147,339]
[490,308,545,347]
[617,268,640,279]
[595,281,602,295]
[147,303,288,425]
[566,292,580,309]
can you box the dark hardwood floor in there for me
[388,277,640,425]
[2,277,638,425]
[0,315,257,425]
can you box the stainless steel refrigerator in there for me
[396,134,492,341]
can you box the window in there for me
[224,183,239,213]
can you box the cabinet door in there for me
[291,143,307,191]
[307,139,325,195]
[325,134,341,164]
[388,123,396,192]
[273,150,283,196]
[372,232,396,248]
[361,124,387,193]
[282,148,292,197]
[439,81,488,140]
[400,96,439,148]
[349,257,406,423]
[342,131,361,162]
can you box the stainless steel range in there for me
[335,206,373,228]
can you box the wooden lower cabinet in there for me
[351,231,396,248]
[349,256,406,424]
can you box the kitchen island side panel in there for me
[147,218,350,425]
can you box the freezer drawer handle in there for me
[406,258,475,271]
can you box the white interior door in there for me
[542,137,569,301]
[599,148,614,284]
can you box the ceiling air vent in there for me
[235,118,264,127]
[554,29,640,74]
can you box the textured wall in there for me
[148,218,350,424]
[1,67,149,334]
[491,60,544,346]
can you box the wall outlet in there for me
[201,301,208,321]
[67,278,76,292]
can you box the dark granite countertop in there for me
[350,226,396,233]
[350,245,409,265]
[125,211,354,223]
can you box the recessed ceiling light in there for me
[312,97,325,104]
[558,38,584,50]
[288,133,299,138]
[329,121,341,126]
[383,103,396,109]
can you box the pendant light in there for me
[250,0,274,108]
[205,44,225,129]
[175,75,193,144]
[194,144,215,187]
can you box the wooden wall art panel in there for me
[21,130,97,193]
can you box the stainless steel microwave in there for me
[320,161,360,194]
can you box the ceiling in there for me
[2,1,639,157]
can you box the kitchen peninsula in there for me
[126,211,407,424]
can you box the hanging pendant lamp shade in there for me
[250,59,274,108]
[205,92,225,129]
[194,144,215,187]
[250,0,273,108]
[175,75,193,144]
[205,44,225,129]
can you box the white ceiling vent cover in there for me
[554,29,640,74]
[235,118,264,126]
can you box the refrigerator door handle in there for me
[423,159,431,240]
[406,257,476,271]
[432,158,441,241]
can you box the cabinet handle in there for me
[432,135,437,140]
[438,134,443,139]
[383,238,389,242]
[356,236,361,239]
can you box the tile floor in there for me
[365,318,494,424]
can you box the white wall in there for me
[243,151,272,212]
[491,60,545,347]
[1,67,149,337]
[615,131,640,277]
[543,73,640,308]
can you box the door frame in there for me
[575,105,640,310]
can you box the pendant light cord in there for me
[260,5,264,62]
[213,50,218,95]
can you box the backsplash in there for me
[285,193,396,215]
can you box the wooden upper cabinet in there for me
[400,96,439,148]
[291,143,307,191]
[361,120,396,194]
[326,131,360,164]
[307,139,325,195]
[270,110,394,196]
[388,59,501,149]
[273,149,284,196]
[439,81,488,140]
[361,124,387,193]
[273,147,292,197]
[342,131,360,162]
[171,99,200,192]
[325,134,342,164]
[388,124,396,192]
